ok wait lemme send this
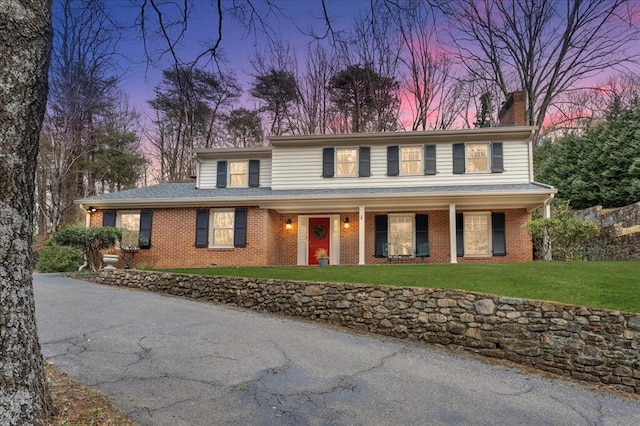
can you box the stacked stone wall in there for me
[97,269,640,394]
[574,202,640,261]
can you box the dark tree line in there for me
[536,97,640,209]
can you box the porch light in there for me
[285,218,292,230]
[344,217,350,229]
[87,206,97,213]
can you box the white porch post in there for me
[449,203,457,264]
[358,206,366,265]
[543,198,552,261]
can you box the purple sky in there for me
[108,0,371,119]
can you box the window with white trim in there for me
[210,210,235,247]
[466,144,490,172]
[228,161,248,187]
[336,148,358,176]
[401,146,422,175]
[464,212,491,256]
[117,211,140,248]
[388,214,414,256]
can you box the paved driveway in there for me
[34,274,640,425]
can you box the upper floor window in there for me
[322,147,370,178]
[466,144,489,172]
[216,160,260,188]
[387,145,436,176]
[401,146,422,175]
[453,142,503,174]
[336,148,358,176]
[228,161,248,187]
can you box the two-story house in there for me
[76,92,556,268]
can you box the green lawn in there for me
[160,261,640,313]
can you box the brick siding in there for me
[90,207,532,268]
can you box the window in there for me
[453,142,503,174]
[463,212,491,256]
[374,214,429,258]
[466,144,489,172]
[388,215,415,256]
[322,147,370,178]
[210,210,235,247]
[228,161,248,187]
[112,210,152,249]
[336,148,357,176]
[117,211,140,248]
[216,160,260,188]
[195,208,247,248]
[401,146,422,175]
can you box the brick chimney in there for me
[498,91,526,126]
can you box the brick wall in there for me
[97,270,640,395]
[89,207,532,268]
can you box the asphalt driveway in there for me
[34,274,640,425]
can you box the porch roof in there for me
[77,182,556,213]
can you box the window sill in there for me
[208,246,234,250]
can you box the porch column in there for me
[358,206,366,265]
[543,198,552,261]
[449,203,457,264]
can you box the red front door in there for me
[308,217,330,265]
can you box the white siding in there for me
[198,158,272,189]
[271,140,531,190]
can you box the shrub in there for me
[52,226,121,271]
[526,217,599,261]
[37,241,84,273]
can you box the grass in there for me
[161,261,640,313]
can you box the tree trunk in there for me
[0,1,54,424]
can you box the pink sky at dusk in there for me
[55,0,639,134]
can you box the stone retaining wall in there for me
[575,202,640,261]
[97,269,640,394]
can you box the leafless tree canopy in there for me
[437,0,640,141]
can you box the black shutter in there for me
[216,160,227,188]
[492,212,507,256]
[322,147,334,178]
[139,210,152,249]
[359,147,371,177]
[387,146,399,176]
[453,143,465,174]
[102,211,116,227]
[374,215,388,257]
[456,213,464,256]
[234,208,247,247]
[491,142,504,173]
[424,144,436,175]
[195,210,209,248]
[415,214,429,246]
[249,159,260,187]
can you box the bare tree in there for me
[0,1,54,424]
[38,0,125,233]
[293,44,337,134]
[389,0,461,130]
[249,41,300,136]
[438,0,640,144]
[148,66,241,182]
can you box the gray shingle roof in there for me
[77,181,554,205]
